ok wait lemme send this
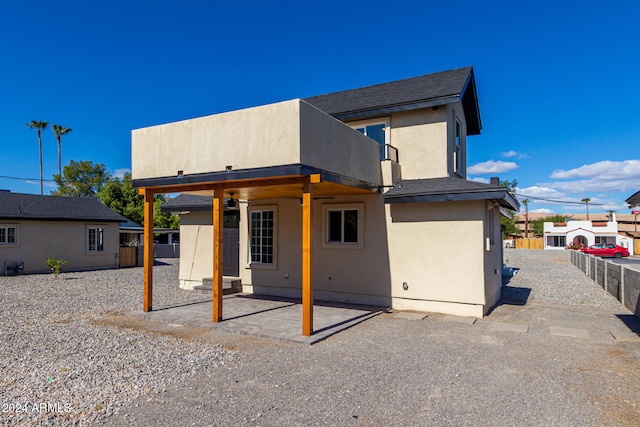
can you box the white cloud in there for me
[26,180,55,188]
[113,168,131,179]
[502,150,528,159]
[550,160,640,180]
[541,160,640,196]
[467,160,518,175]
[469,177,489,184]
[517,185,566,200]
[530,208,555,214]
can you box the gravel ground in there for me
[502,248,625,309]
[2,251,640,426]
[0,260,237,426]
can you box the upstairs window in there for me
[87,226,105,252]
[454,119,462,175]
[0,225,17,245]
[351,119,391,160]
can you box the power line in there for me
[515,193,608,206]
[0,174,121,185]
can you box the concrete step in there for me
[194,277,242,295]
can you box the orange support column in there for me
[142,189,154,312]
[302,175,320,336]
[212,187,224,322]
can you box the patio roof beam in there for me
[136,176,308,195]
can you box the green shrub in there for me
[45,257,67,279]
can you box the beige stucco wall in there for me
[177,211,213,289]
[0,221,120,274]
[238,195,392,305]
[132,99,381,186]
[483,202,504,313]
[344,103,468,181]
[178,197,499,317]
[385,201,486,311]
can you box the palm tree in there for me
[25,120,49,195]
[581,197,591,220]
[51,124,72,176]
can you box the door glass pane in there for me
[366,123,386,145]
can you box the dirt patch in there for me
[573,344,640,426]
[93,313,278,352]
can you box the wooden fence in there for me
[515,238,544,250]
[119,247,138,268]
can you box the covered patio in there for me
[132,293,385,344]
[132,99,382,337]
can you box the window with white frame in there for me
[488,208,495,245]
[87,226,105,253]
[454,119,462,174]
[547,235,566,247]
[323,204,363,248]
[249,209,275,264]
[0,225,17,245]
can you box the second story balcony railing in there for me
[380,144,398,162]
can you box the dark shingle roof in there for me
[161,194,213,212]
[0,191,127,222]
[383,177,519,210]
[161,194,236,213]
[304,67,482,135]
[627,190,640,208]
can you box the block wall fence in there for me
[571,251,640,318]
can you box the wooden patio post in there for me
[302,175,320,336]
[212,187,224,322]
[142,189,154,312]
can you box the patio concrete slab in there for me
[609,330,640,342]
[489,321,529,333]
[392,312,428,320]
[130,294,384,344]
[550,326,590,338]
[442,315,477,325]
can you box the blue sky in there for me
[1,0,638,214]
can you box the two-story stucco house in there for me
[132,67,519,335]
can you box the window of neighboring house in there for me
[0,225,17,245]
[547,236,566,247]
[87,226,105,253]
[351,119,390,160]
[454,119,462,175]
[323,204,363,248]
[249,209,275,265]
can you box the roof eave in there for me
[331,96,460,122]
[384,188,519,210]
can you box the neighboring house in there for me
[543,213,635,254]
[516,212,640,237]
[0,191,126,274]
[627,190,640,209]
[132,66,519,334]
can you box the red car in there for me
[580,244,630,258]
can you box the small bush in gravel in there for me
[45,257,67,279]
